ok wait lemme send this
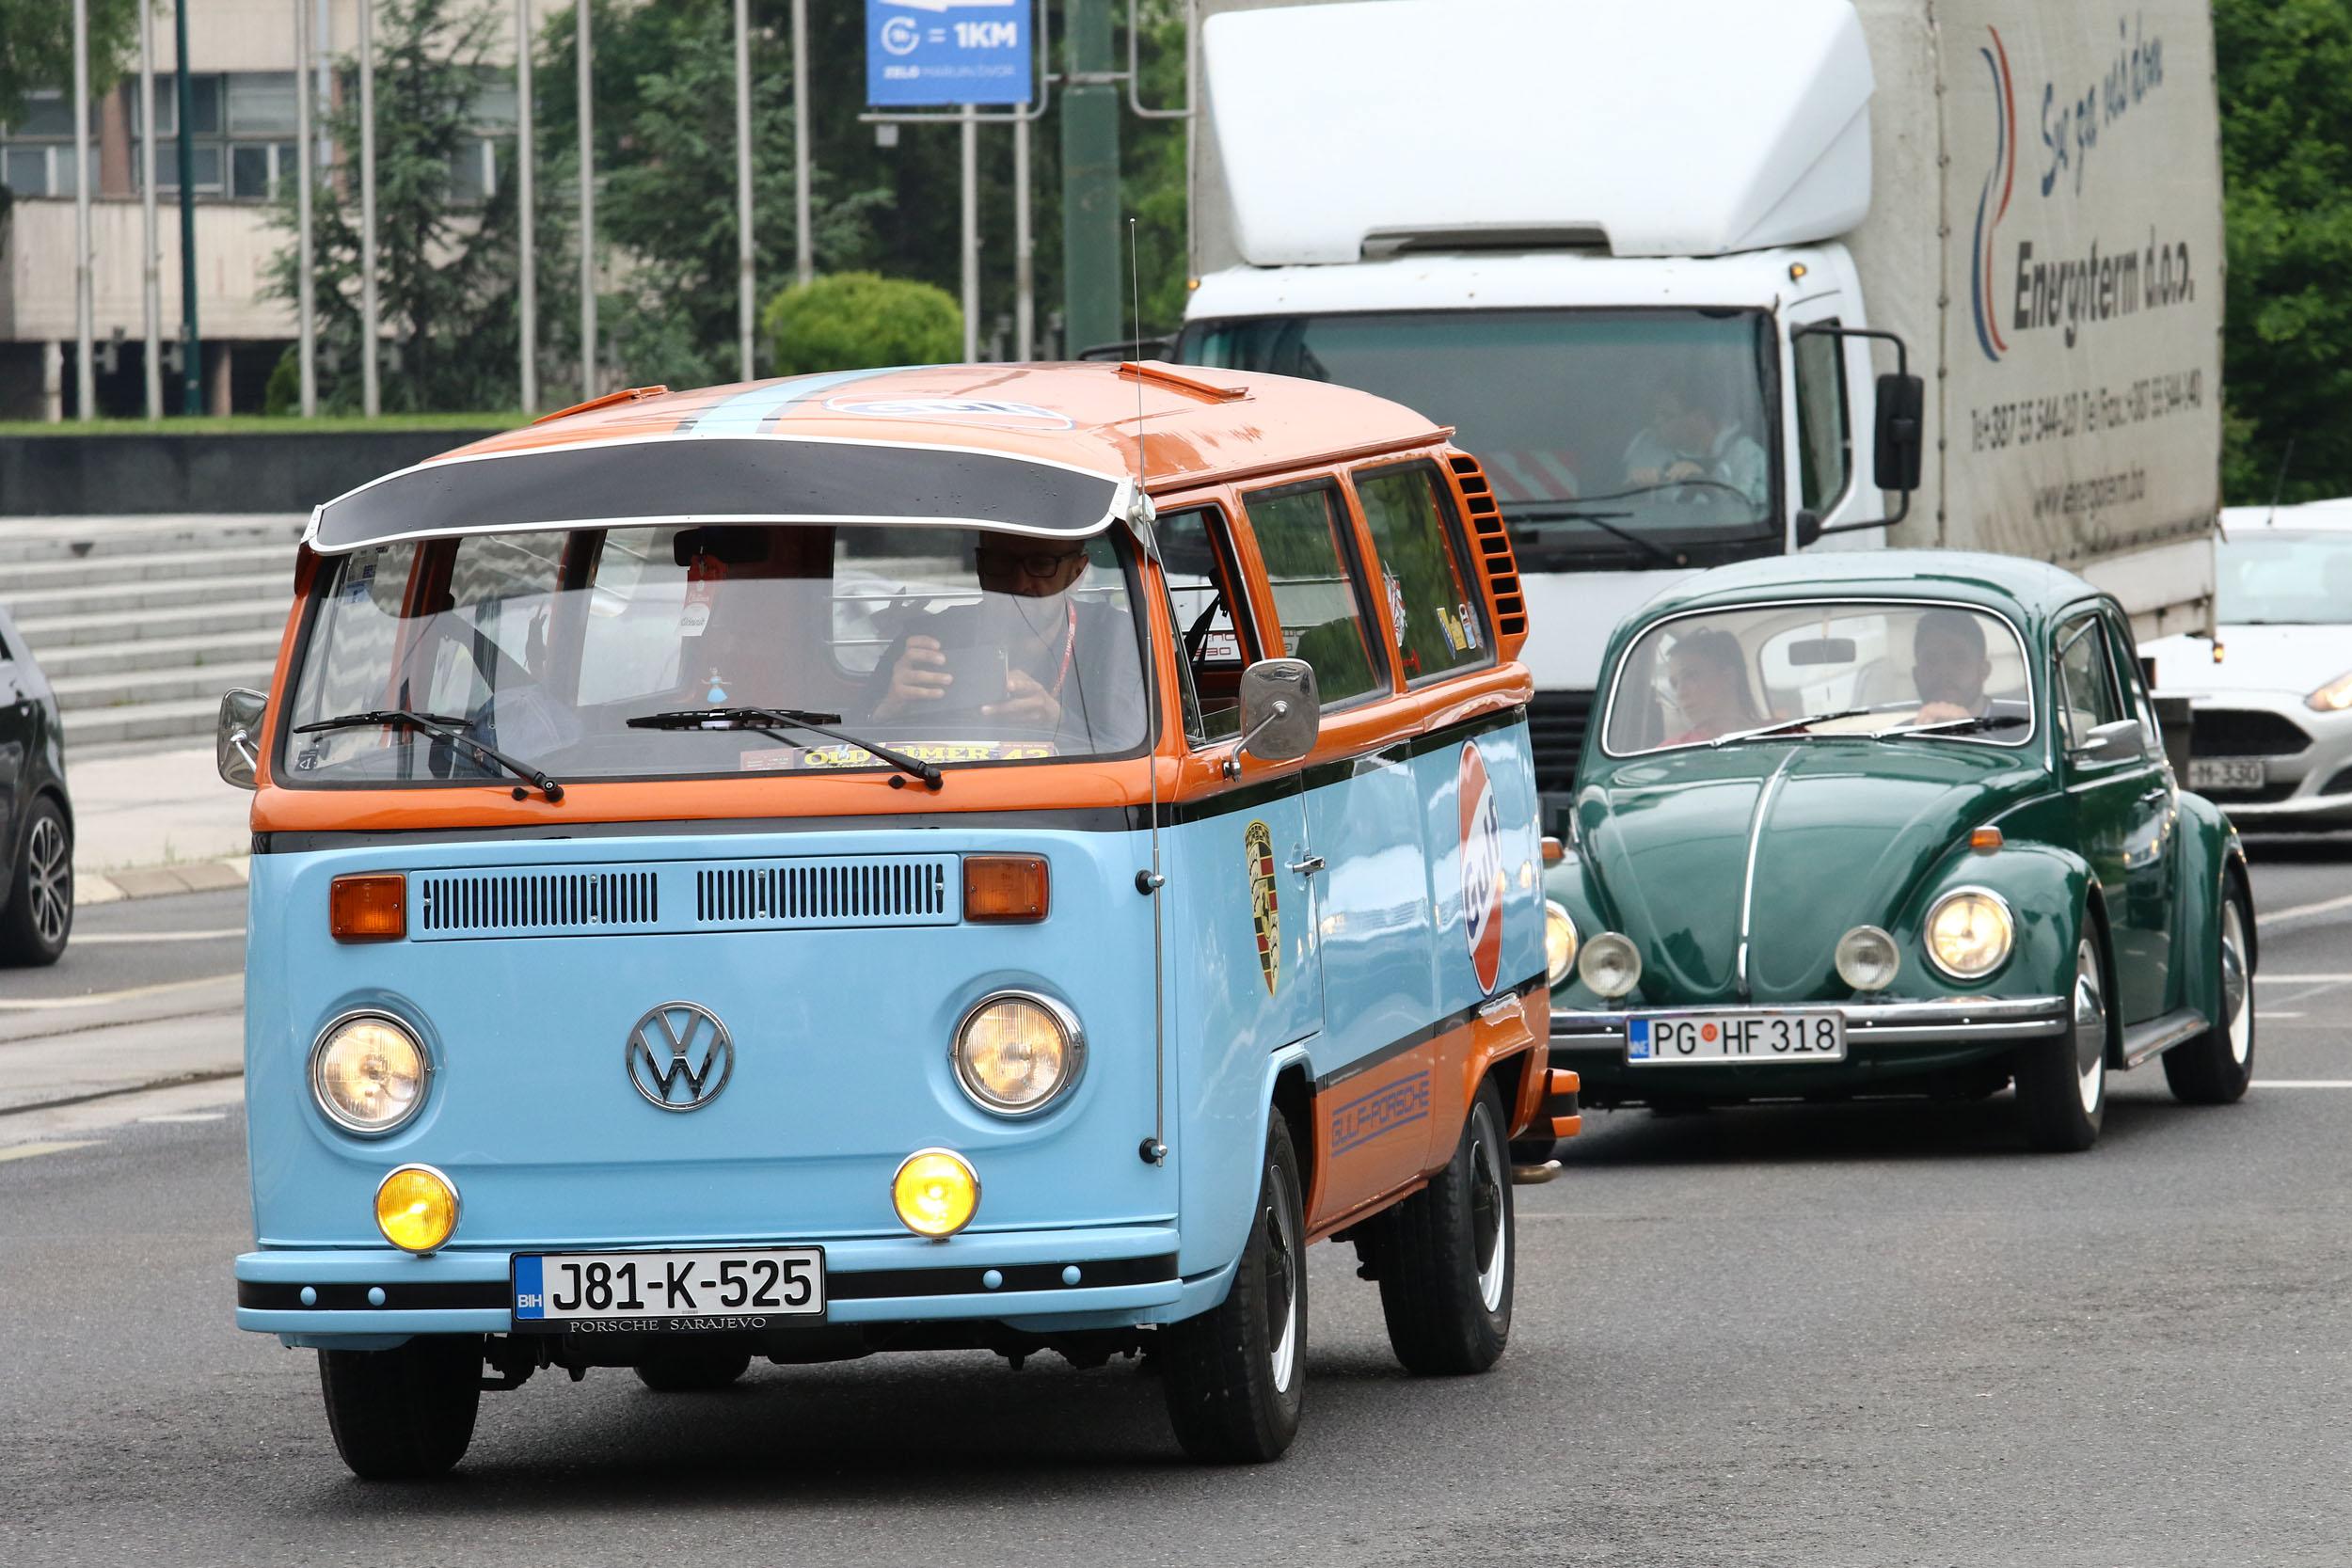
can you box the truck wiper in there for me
[1874,713,2029,740]
[294,709,565,801]
[627,706,944,790]
[1501,502,1687,568]
[1707,708,1871,747]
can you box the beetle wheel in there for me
[2016,930,2108,1152]
[2164,886,2256,1105]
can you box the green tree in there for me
[762,271,961,374]
[0,0,143,243]
[2216,0,2352,503]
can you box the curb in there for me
[77,856,250,907]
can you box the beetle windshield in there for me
[1603,601,2036,756]
[281,523,1151,785]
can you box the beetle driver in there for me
[1910,609,2025,727]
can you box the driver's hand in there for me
[1628,466,1661,486]
[1663,460,1705,483]
[984,668,1062,727]
[1912,701,1974,725]
[875,636,950,718]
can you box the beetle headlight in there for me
[310,1012,430,1135]
[1835,926,1901,991]
[1924,890,2014,981]
[1577,932,1643,1000]
[953,992,1083,1115]
[1544,901,1580,986]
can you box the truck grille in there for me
[2191,709,2311,757]
[1529,690,1594,796]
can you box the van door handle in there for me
[1288,855,1327,876]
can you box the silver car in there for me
[2147,504,2352,830]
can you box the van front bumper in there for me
[236,1225,1191,1344]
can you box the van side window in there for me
[1793,321,1851,515]
[1157,504,1257,742]
[1244,481,1385,705]
[1354,462,1492,684]
[2055,614,2123,752]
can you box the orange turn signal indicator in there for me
[963,855,1049,923]
[330,874,406,942]
[1969,828,2004,855]
[1540,835,1565,865]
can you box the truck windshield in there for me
[280,522,1151,786]
[1181,308,1779,574]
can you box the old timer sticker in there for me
[1245,819,1279,995]
[1459,742,1505,995]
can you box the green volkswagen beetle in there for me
[1537,551,2255,1152]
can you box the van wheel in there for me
[1159,1113,1305,1464]
[635,1344,753,1392]
[2164,886,2256,1105]
[2016,931,2108,1153]
[0,800,72,967]
[1368,1078,1515,1374]
[318,1336,484,1480]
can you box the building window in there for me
[133,73,294,200]
[0,90,97,197]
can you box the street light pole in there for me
[791,0,811,288]
[358,0,380,417]
[961,103,977,362]
[294,0,317,416]
[734,0,754,380]
[516,0,537,413]
[173,0,200,416]
[577,0,596,400]
[71,0,93,421]
[139,0,162,419]
[1014,112,1032,361]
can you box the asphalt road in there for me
[3,847,2349,1567]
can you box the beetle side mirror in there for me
[1231,658,1320,773]
[1875,372,1925,492]
[217,688,267,789]
[2071,717,2145,768]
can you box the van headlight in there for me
[953,992,1083,1115]
[310,1012,430,1135]
[1924,889,2014,981]
[1544,901,1579,986]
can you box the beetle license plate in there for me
[511,1247,824,1332]
[2189,758,2265,791]
[1627,1012,1846,1064]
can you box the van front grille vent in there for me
[695,856,958,928]
[415,869,660,938]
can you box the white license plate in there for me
[1628,1012,1846,1064]
[2190,758,2266,791]
[512,1246,824,1331]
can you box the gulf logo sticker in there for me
[1245,819,1280,996]
[1458,742,1505,995]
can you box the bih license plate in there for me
[511,1246,825,1332]
[1628,1012,1846,1064]
[2189,758,2265,791]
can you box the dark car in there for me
[0,602,72,964]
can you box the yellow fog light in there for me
[892,1148,980,1241]
[1925,888,2015,981]
[374,1164,460,1254]
[1544,901,1579,986]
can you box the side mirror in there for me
[1793,508,1823,547]
[216,688,267,789]
[1232,657,1320,771]
[1874,372,1925,492]
[2072,717,2145,768]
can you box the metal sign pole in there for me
[576,0,596,400]
[72,0,93,421]
[358,0,380,417]
[1014,110,1032,361]
[961,103,979,362]
[139,1,163,419]
[734,0,755,379]
[516,0,536,412]
[173,0,199,415]
[294,0,317,416]
[792,0,812,288]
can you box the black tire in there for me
[1368,1079,1515,1375]
[0,798,72,967]
[318,1336,484,1480]
[2165,884,2256,1105]
[2016,927,2109,1153]
[634,1344,753,1392]
[1159,1113,1306,1464]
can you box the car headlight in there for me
[1577,931,1643,999]
[1924,889,2014,981]
[2309,672,2352,713]
[1544,901,1580,986]
[953,992,1083,1115]
[310,1012,430,1135]
[1835,926,1900,991]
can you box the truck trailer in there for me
[1177,0,2225,816]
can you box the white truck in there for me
[1176,0,2225,816]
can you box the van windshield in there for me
[281,523,1151,786]
[1180,308,1780,574]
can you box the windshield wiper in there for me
[1501,502,1687,568]
[294,709,565,801]
[1707,708,1872,748]
[627,706,944,790]
[1874,714,2030,740]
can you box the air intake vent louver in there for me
[407,855,965,940]
[1447,453,1528,641]
[695,856,956,927]
[416,869,660,937]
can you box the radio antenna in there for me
[1129,214,1168,1169]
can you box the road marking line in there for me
[0,1140,99,1163]
[137,1111,227,1123]
[2265,1010,2307,1019]
[71,927,245,945]
[2255,974,2352,984]
[2257,1081,2352,1088]
[2265,893,2352,924]
[0,974,240,1011]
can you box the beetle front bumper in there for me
[1550,995,2071,1101]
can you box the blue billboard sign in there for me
[866,0,1035,109]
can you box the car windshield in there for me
[1179,307,1779,573]
[1604,601,2036,756]
[2216,530,2352,625]
[281,522,1150,785]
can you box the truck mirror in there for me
[217,689,267,790]
[1234,657,1321,767]
[1875,372,1925,492]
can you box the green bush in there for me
[760,272,961,377]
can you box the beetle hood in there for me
[1575,742,2042,1005]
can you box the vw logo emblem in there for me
[626,1001,735,1112]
